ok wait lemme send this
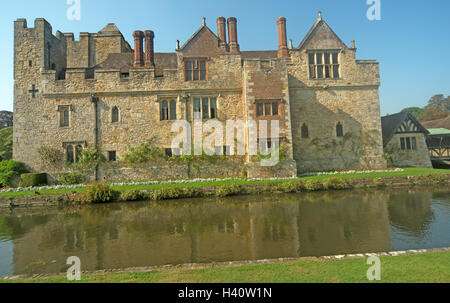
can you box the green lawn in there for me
[0,167,448,198]
[3,252,449,283]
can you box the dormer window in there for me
[308,52,340,79]
[185,60,207,81]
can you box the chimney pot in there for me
[227,17,240,53]
[144,30,155,67]
[217,17,227,44]
[133,30,144,67]
[277,17,289,58]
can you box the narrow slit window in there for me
[161,101,169,121]
[406,137,411,150]
[257,104,264,117]
[412,137,417,150]
[301,123,309,139]
[400,138,406,150]
[272,103,279,116]
[336,122,344,137]
[112,107,119,123]
[169,100,177,120]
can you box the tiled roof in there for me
[240,51,278,60]
[96,53,178,73]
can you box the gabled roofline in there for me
[382,112,430,147]
[180,19,220,51]
[296,12,349,51]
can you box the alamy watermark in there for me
[367,0,381,21]
[67,256,81,281]
[171,117,281,167]
[366,256,381,281]
[67,0,81,21]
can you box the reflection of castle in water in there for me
[2,190,438,275]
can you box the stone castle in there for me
[13,12,386,181]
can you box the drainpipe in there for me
[91,95,99,181]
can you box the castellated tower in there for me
[13,15,386,183]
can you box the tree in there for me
[0,127,13,161]
[418,94,450,122]
[401,107,423,119]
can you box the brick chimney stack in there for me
[227,17,240,53]
[277,17,289,58]
[133,30,144,67]
[144,30,155,68]
[217,17,227,48]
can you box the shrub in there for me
[216,184,243,197]
[276,180,304,193]
[123,138,165,165]
[120,190,149,202]
[150,187,184,201]
[78,183,115,204]
[75,149,106,169]
[0,160,27,187]
[60,173,84,185]
[304,180,323,191]
[182,187,203,198]
[322,177,350,190]
[38,146,64,167]
[373,178,386,188]
[19,173,47,187]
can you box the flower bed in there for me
[299,168,404,177]
[0,168,406,194]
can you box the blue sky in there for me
[1,0,449,115]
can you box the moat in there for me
[1,187,449,276]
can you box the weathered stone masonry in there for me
[13,13,387,182]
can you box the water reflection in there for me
[0,188,449,276]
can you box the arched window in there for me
[169,100,177,120]
[63,109,69,127]
[112,107,119,123]
[67,145,74,163]
[336,122,344,137]
[161,101,169,121]
[301,123,309,139]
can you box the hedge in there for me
[19,173,48,188]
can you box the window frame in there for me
[160,99,177,121]
[108,151,117,162]
[58,105,71,128]
[184,58,208,82]
[308,50,341,80]
[193,97,217,120]
[111,106,120,123]
[255,100,281,118]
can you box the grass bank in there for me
[3,251,449,283]
[0,168,448,199]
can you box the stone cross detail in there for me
[29,84,39,98]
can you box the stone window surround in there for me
[253,99,284,120]
[111,106,120,123]
[307,49,341,80]
[158,98,178,121]
[336,122,344,137]
[255,99,281,117]
[400,136,417,151]
[191,95,218,121]
[183,57,209,82]
[62,141,86,163]
[57,105,74,128]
